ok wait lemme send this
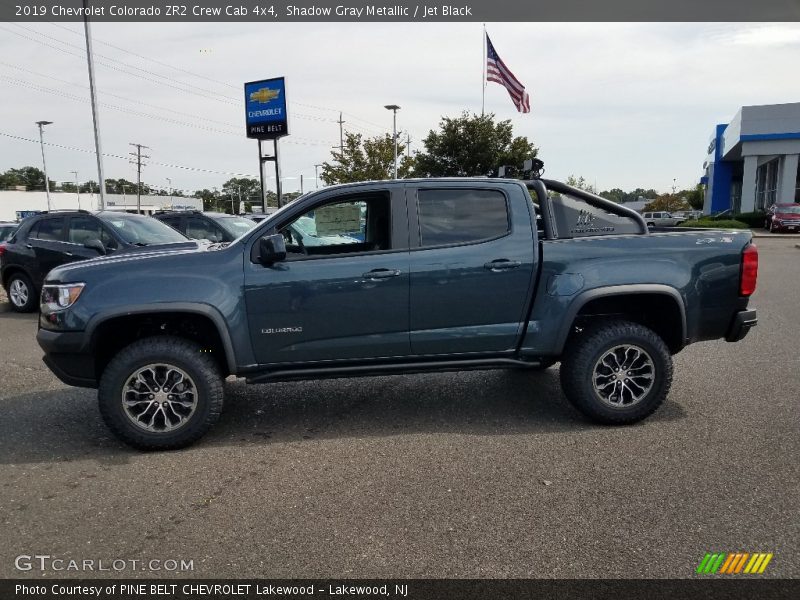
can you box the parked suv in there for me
[642,211,685,227]
[153,211,256,242]
[1,210,194,312]
[765,203,800,232]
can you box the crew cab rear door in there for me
[406,183,536,354]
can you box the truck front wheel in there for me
[560,320,672,424]
[98,336,224,450]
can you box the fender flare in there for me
[85,302,238,374]
[555,284,687,353]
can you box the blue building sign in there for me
[244,77,288,139]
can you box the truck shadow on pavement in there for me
[0,368,687,464]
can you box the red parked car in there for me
[765,203,800,232]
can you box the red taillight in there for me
[0,243,6,257]
[740,243,758,296]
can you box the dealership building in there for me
[702,102,800,214]
[0,191,202,222]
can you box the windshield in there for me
[100,213,188,245]
[214,216,257,238]
[776,205,800,214]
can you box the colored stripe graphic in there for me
[696,553,712,574]
[719,553,736,573]
[698,552,773,574]
[734,553,749,573]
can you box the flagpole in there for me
[481,24,486,116]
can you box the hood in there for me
[45,241,209,283]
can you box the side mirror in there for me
[258,233,286,265]
[83,238,106,255]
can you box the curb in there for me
[751,233,800,239]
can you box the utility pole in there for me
[300,174,304,194]
[337,112,345,152]
[672,178,677,194]
[129,143,149,214]
[70,170,80,210]
[35,121,53,211]
[166,177,172,207]
[406,133,411,159]
[384,105,400,179]
[237,185,242,214]
[83,0,106,209]
[314,164,322,189]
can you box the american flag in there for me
[486,34,530,113]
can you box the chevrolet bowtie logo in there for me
[249,87,281,103]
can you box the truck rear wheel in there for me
[560,320,672,424]
[98,336,224,450]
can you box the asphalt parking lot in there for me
[0,238,797,579]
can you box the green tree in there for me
[684,185,704,210]
[0,166,55,191]
[644,193,690,213]
[565,175,597,194]
[413,112,537,178]
[321,132,412,185]
[220,177,263,213]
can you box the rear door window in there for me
[30,217,65,241]
[417,189,509,247]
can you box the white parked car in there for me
[642,211,685,228]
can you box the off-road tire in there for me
[6,272,36,313]
[560,320,672,424]
[98,336,224,450]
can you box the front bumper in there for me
[725,309,757,343]
[37,328,98,388]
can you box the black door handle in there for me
[362,268,401,280]
[484,259,521,271]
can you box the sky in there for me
[1,21,800,196]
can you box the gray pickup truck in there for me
[36,178,758,450]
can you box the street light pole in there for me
[35,121,53,211]
[384,105,400,179]
[314,164,322,189]
[83,0,106,209]
[70,170,80,210]
[166,177,172,207]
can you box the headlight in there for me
[41,283,85,312]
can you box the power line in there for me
[0,75,338,146]
[48,21,241,92]
[14,23,391,134]
[0,130,261,179]
[0,61,243,129]
[47,22,375,125]
[10,22,235,103]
